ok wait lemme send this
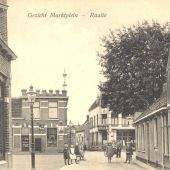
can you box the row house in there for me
[0,0,17,168]
[75,117,89,149]
[88,97,135,150]
[12,88,68,153]
[134,50,170,170]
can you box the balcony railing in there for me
[97,124,109,131]
[111,124,134,127]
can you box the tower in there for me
[62,69,67,91]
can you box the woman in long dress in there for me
[69,145,78,164]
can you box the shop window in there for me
[47,128,57,147]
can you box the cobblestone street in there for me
[12,151,156,170]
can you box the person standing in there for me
[63,143,70,165]
[75,143,80,161]
[124,140,133,164]
[116,140,122,158]
[105,142,114,163]
[79,144,85,160]
[69,144,78,164]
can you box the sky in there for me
[7,0,170,124]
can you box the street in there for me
[12,153,64,170]
[60,151,156,170]
[12,151,156,170]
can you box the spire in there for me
[62,69,67,90]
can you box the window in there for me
[48,102,58,119]
[154,118,158,148]
[137,126,140,150]
[111,117,118,125]
[141,124,145,151]
[102,114,107,124]
[33,108,40,119]
[164,114,169,154]
[49,108,58,118]
[94,116,95,128]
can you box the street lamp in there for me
[27,85,37,170]
[67,120,73,146]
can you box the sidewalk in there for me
[59,151,156,170]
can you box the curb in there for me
[133,159,157,170]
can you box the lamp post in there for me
[68,120,73,146]
[27,85,37,170]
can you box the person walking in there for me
[105,142,114,163]
[79,144,85,160]
[63,143,70,165]
[124,140,133,164]
[116,140,122,158]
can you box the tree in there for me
[98,21,170,116]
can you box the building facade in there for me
[134,51,170,170]
[0,0,17,168]
[75,117,89,149]
[88,97,135,150]
[12,88,68,153]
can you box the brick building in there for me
[0,0,17,168]
[12,88,68,153]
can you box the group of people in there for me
[63,143,86,165]
[105,139,134,164]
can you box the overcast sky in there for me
[8,0,170,124]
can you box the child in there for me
[63,143,70,165]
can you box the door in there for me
[21,135,29,151]
[35,138,41,151]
